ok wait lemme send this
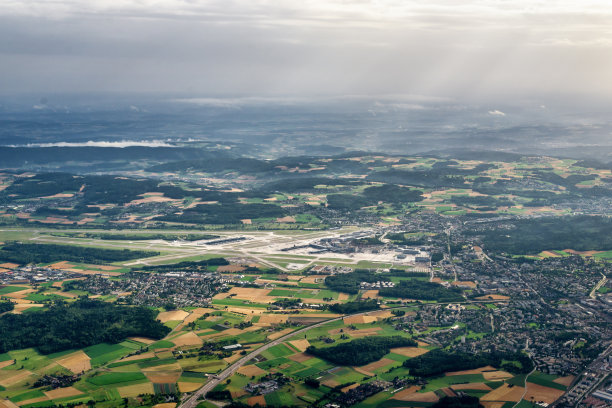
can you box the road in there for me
[178,299,510,408]
[178,315,345,408]
[512,353,536,408]
[589,273,607,299]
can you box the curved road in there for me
[178,300,509,408]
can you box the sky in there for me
[1,0,612,103]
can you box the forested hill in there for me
[0,299,170,354]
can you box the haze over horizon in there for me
[1,0,612,105]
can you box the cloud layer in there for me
[1,1,611,102]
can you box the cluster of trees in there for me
[205,390,232,400]
[156,202,286,225]
[326,194,373,211]
[1,172,84,199]
[450,195,514,210]
[362,184,423,204]
[73,232,219,241]
[328,299,379,314]
[0,300,14,313]
[325,270,390,294]
[379,280,464,302]
[139,257,229,273]
[326,184,423,211]
[0,299,170,354]
[387,232,431,246]
[307,336,416,366]
[402,349,533,377]
[0,242,158,265]
[473,216,612,254]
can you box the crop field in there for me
[0,214,578,408]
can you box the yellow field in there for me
[289,339,311,352]
[361,290,379,299]
[481,384,525,402]
[118,383,155,398]
[43,387,83,399]
[0,400,19,408]
[171,332,203,347]
[258,315,288,324]
[299,275,326,284]
[354,358,395,376]
[238,365,266,377]
[267,328,294,340]
[226,307,267,315]
[524,382,565,404]
[394,391,439,403]
[482,370,513,381]
[481,402,506,408]
[390,347,429,358]
[175,308,215,330]
[0,360,13,369]
[392,385,421,400]
[157,310,189,323]
[178,382,203,392]
[15,396,49,405]
[0,370,33,387]
[446,366,496,376]
[56,350,91,374]
[553,375,575,386]
[225,287,276,303]
[224,352,242,364]
[255,279,298,286]
[476,294,510,301]
[0,263,19,269]
[144,371,182,383]
[343,315,378,324]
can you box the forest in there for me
[0,300,14,313]
[473,216,612,254]
[138,257,229,273]
[0,243,158,264]
[403,349,533,377]
[0,299,170,354]
[328,299,379,314]
[306,336,416,366]
[156,202,286,224]
[324,270,390,294]
[378,280,464,302]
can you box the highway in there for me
[178,315,345,408]
[178,299,510,408]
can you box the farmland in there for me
[0,151,610,407]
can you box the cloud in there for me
[0,1,611,101]
[9,141,176,148]
[488,110,506,116]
